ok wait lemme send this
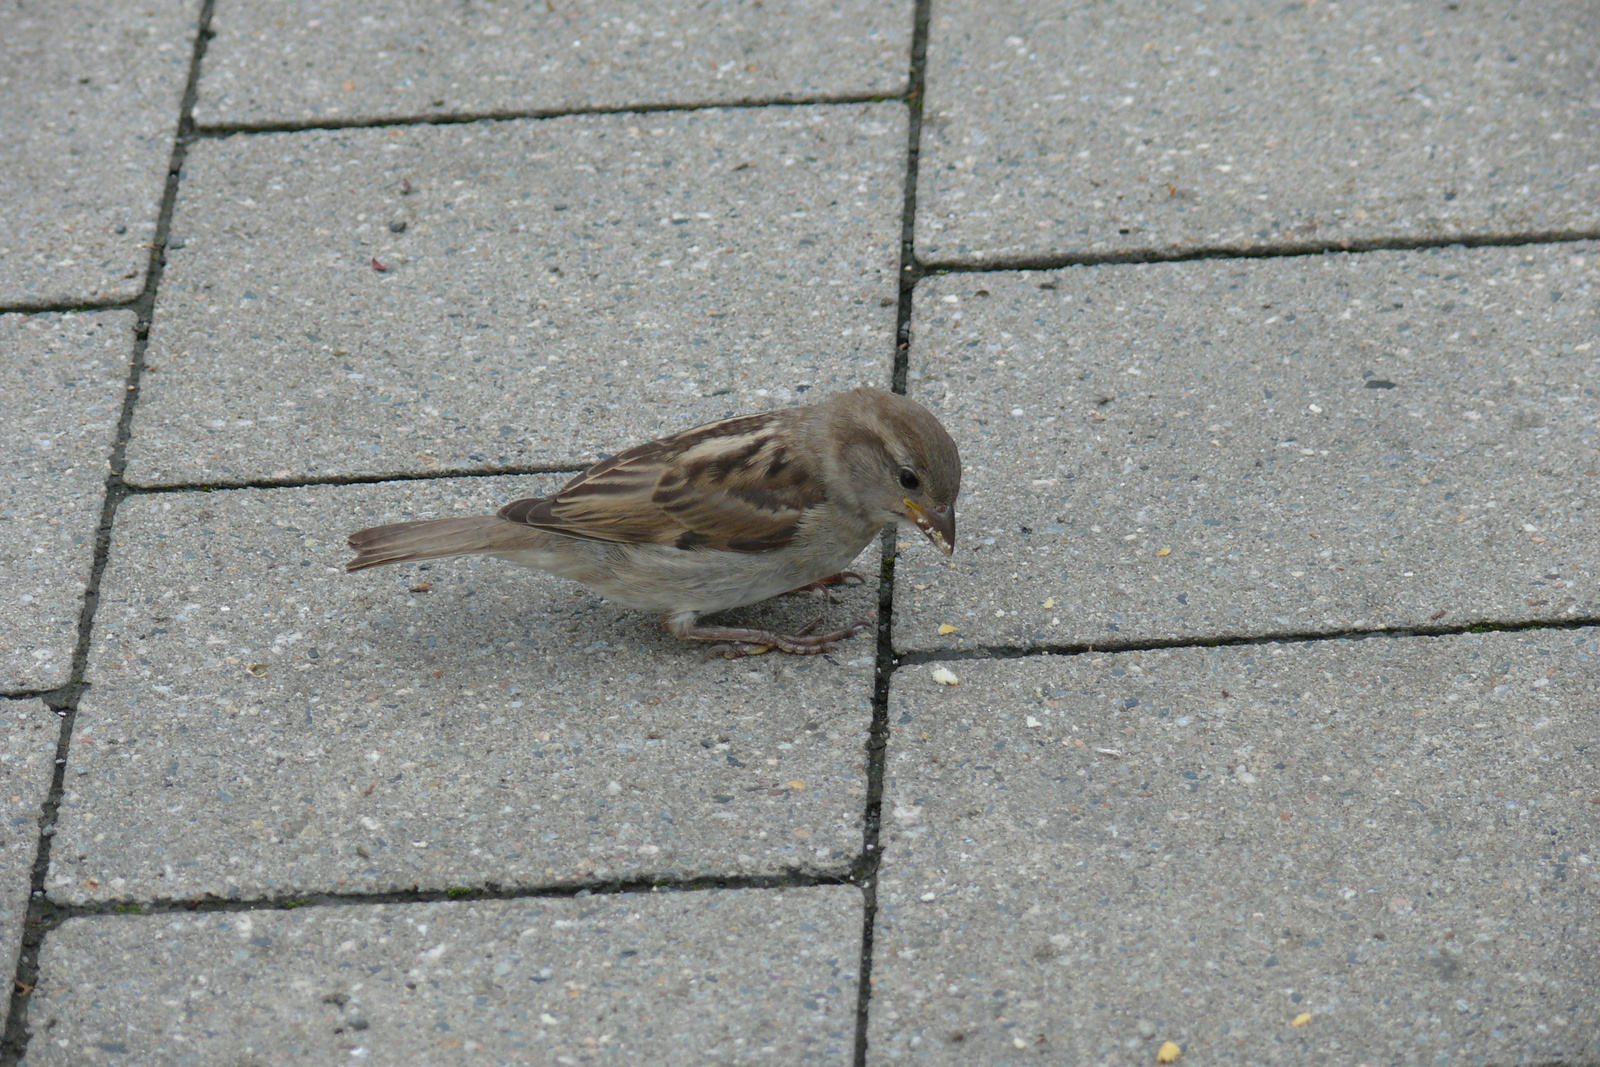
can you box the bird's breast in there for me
[595,527,877,614]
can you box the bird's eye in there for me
[898,467,920,491]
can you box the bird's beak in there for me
[904,500,956,556]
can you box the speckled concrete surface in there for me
[0,700,61,1036]
[0,312,133,691]
[895,243,1600,653]
[870,631,1600,1065]
[0,1,192,305]
[125,105,906,486]
[196,0,911,125]
[31,886,861,1065]
[916,0,1600,264]
[10,0,1600,1061]
[48,479,879,904]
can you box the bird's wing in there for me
[498,412,825,552]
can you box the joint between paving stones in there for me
[0,691,68,707]
[850,531,902,1067]
[0,2,218,1061]
[856,3,933,1062]
[888,3,930,399]
[920,227,1600,276]
[189,91,906,140]
[0,297,144,317]
[25,866,861,924]
[122,462,594,497]
[890,613,1600,669]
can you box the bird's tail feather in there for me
[346,516,524,571]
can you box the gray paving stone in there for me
[869,631,1600,1065]
[125,106,906,487]
[197,0,911,126]
[895,244,1600,653]
[0,1,191,305]
[30,885,861,1064]
[1,312,132,692]
[0,700,60,1036]
[916,0,1600,265]
[48,479,879,905]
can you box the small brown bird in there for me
[347,387,960,656]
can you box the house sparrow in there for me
[347,387,960,656]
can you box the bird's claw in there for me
[705,642,773,659]
[690,610,875,658]
[785,571,868,602]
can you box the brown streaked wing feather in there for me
[497,411,823,551]
[496,437,674,543]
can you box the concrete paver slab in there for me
[1,312,132,691]
[0,1,191,305]
[126,105,906,486]
[916,0,1600,265]
[869,631,1600,1064]
[48,479,879,904]
[198,0,911,126]
[895,244,1600,653]
[0,700,61,1035]
[31,885,861,1065]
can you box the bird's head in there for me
[824,387,961,555]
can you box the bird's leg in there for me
[783,571,867,603]
[662,610,874,658]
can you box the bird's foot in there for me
[783,571,867,603]
[686,611,876,659]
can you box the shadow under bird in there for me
[347,387,960,656]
